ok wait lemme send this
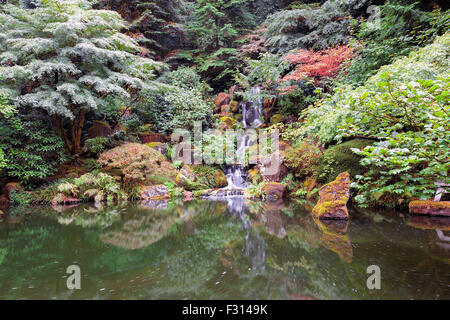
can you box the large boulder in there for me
[262,182,287,201]
[409,200,450,217]
[140,185,170,200]
[214,92,231,108]
[312,172,350,220]
[98,143,177,185]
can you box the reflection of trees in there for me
[100,213,180,250]
[0,200,449,299]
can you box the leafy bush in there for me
[0,95,67,184]
[284,139,323,179]
[84,137,109,155]
[282,45,354,85]
[133,82,213,134]
[344,77,449,207]
[301,32,450,145]
[158,66,212,98]
[56,172,127,203]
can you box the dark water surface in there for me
[0,199,448,300]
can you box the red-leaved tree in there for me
[282,45,354,84]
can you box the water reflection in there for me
[0,199,448,299]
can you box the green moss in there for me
[316,139,374,183]
[313,199,348,217]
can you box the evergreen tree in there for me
[0,0,162,155]
[94,0,189,60]
[189,0,252,51]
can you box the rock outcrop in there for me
[409,200,450,217]
[262,182,287,201]
[140,185,170,200]
[312,172,350,220]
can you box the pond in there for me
[0,199,449,300]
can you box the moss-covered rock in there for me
[316,139,375,183]
[409,200,450,217]
[270,114,284,125]
[98,143,177,185]
[312,172,350,220]
[218,116,237,131]
[262,182,287,201]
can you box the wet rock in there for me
[214,92,231,108]
[51,193,79,206]
[312,172,350,220]
[230,101,239,113]
[140,185,170,200]
[218,116,237,131]
[262,182,287,201]
[409,200,450,217]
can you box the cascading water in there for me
[222,87,264,194]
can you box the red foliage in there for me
[282,45,354,84]
[238,26,267,59]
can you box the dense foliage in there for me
[0,0,162,155]
[0,0,448,210]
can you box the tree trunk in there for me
[54,109,86,155]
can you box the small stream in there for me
[0,199,448,300]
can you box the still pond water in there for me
[0,198,449,300]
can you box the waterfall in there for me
[223,86,264,192]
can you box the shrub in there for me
[345,1,443,86]
[84,137,108,155]
[0,95,67,185]
[301,32,450,145]
[56,172,127,203]
[316,139,375,183]
[158,67,212,98]
[133,82,213,134]
[282,45,354,85]
[345,77,449,207]
[98,143,177,185]
[284,139,323,179]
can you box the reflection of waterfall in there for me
[224,86,264,192]
[224,197,266,271]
